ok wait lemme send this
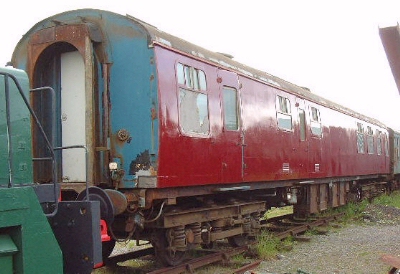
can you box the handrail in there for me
[4,74,13,188]
[1,72,60,217]
[30,87,58,217]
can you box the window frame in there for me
[275,95,293,131]
[298,108,306,141]
[222,86,240,131]
[384,133,390,157]
[356,122,365,154]
[176,62,210,137]
[366,126,374,154]
[310,106,322,137]
[376,130,382,155]
[395,136,400,160]
[176,63,207,91]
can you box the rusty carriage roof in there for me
[15,8,387,129]
[128,12,386,128]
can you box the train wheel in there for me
[348,186,362,203]
[228,234,249,247]
[152,230,187,266]
[355,187,362,202]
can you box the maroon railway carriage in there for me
[11,9,391,266]
[157,47,390,186]
[155,39,391,214]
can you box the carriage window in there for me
[310,107,322,136]
[299,109,306,141]
[394,136,400,160]
[386,134,391,157]
[184,66,192,88]
[198,70,207,91]
[177,63,185,85]
[176,63,207,91]
[177,63,209,135]
[276,95,292,130]
[376,130,382,155]
[357,122,365,153]
[222,86,239,130]
[366,126,374,154]
[179,89,209,135]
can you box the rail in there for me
[102,211,346,273]
[3,72,13,188]
[30,86,59,216]
[147,246,249,274]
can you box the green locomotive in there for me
[0,66,98,274]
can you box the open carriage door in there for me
[60,51,87,182]
[27,25,98,187]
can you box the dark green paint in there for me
[0,67,63,272]
[0,67,33,186]
[0,187,63,273]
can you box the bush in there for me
[255,231,281,260]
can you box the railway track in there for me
[265,212,345,240]
[147,246,256,274]
[101,212,344,274]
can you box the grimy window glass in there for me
[310,107,322,136]
[356,122,365,154]
[179,88,209,135]
[367,126,374,154]
[176,63,185,85]
[222,86,239,130]
[376,130,382,155]
[276,95,292,130]
[176,63,207,91]
[176,63,209,136]
[299,109,306,141]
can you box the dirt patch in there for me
[362,204,400,224]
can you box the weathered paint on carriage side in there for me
[11,9,392,192]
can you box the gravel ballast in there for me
[98,204,400,274]
[256,204,400,274]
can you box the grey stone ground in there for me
[255,204,400,274]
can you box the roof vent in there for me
[217,52,234,59]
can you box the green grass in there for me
[372,190,400,208]
[321,199,369,224]
[255,231,296,260]
[279,236,295,251]
[254,230,281,260]
[328,190,400,224]
[231,253,247,264]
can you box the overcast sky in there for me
[1,1,400,130]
